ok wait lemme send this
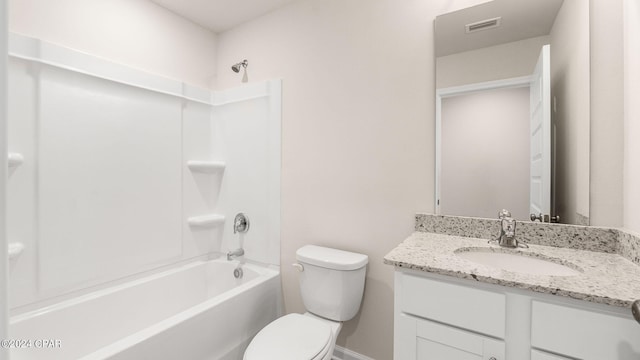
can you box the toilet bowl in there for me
[244,313,341,360]
[243,245,368,360]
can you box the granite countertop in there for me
[384,232,640,308]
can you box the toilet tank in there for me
[295,245,368,322]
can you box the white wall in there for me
[214,0,489,358]
[589,0,624,227]
[589,0,640,231]
[436,36,550,89]
[440,87,530,220]
[624,0,640,233]
[9,0,217,89]
[549,0,590,224]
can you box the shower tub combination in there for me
[10,259,280,360]
[6,35,282,360]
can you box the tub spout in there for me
[227,248,244,261]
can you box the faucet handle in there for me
[498,209,512,219]
[501,217,517,236]
[233,213,250,234]
[530,213,543,222]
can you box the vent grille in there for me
[465,17,502,33]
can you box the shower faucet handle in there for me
[233,213,250,234]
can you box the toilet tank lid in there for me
[296,245,368,271]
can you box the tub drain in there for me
[234,267,243,279]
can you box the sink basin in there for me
[455,249,582,276]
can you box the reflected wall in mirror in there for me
[435,0,590,225]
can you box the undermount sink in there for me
[455,248,582,276]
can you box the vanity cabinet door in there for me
[400,314,505,360]
[400,273,506,339]
[531,301,640,359]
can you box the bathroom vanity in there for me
[385,215,640,360]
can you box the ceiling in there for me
[151,0,299,33]
[153,0,564,52]
[435,0,565,57]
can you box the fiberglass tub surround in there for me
[6,33,281,359]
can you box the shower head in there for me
[231,60,248,73]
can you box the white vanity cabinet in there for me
[394,270,640,360]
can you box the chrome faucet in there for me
[497,209,518,248]
[233,213,250,234]
[227,248,244,261]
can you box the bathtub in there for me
[9,259,280,360]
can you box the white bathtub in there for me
[9,259,280,360]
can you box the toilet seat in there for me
[244,313,332,360]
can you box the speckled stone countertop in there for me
[384,232,640,308]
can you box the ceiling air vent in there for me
[465,17,502,33]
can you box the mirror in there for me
[434,0,590,225]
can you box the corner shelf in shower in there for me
[187,161,226,174]
[8,242,24,260]
[187,214,225,228]
[8,153,24,168]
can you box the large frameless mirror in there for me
[434,0,590,225]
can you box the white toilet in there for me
[244,245,368,360]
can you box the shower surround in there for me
[6,33,281,359]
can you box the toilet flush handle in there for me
[292,263,304,272]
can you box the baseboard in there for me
[332,345,375,360]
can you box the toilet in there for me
[244,245,368,360]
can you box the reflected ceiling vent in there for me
[465,17,502,33]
